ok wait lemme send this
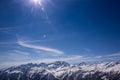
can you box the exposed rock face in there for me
[0,61,120,80]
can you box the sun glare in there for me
[31,0,42,5]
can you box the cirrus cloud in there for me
[18,40,64,55]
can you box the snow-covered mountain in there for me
[0,61,120,80]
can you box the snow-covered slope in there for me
[0,61,120,80]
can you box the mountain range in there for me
[0,61,120,80]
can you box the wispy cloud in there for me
[26,55,82,64]
[0,50,31,61]
[107,52,120,57]
[83,48,91,52]
[95,56,103,59]
[1,52,120,68]
[93,52,120,62]
[0,55,82,68]
[0,27,18,36]
[96,52,120,58]
[18,40,64,55]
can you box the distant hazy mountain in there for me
[0,61,120,80]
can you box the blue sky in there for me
[0,0,120,68]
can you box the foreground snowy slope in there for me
[0,61,120,80]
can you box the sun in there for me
[31,0,42,5]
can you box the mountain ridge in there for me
[0,61,120,80]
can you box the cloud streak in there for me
[0,55,82,68]
[92,52,120,62]
[18,41,64,55]
[107,52,120,57]
[1,51,120,68]
[0,50,31,61]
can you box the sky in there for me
[0,0,120,68]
